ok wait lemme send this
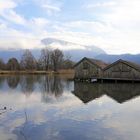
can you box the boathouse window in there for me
[83,62,89,69]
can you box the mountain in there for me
[0,49,41,62]
[41,38,106,61]
[41,38,78,46]
[95,54,140,64]
[0,38,106,62]
[1,38,140,64]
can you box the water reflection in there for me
[19,75,36,97]
[0,75,65,100]
[7,76,20,89]
[0,75,140,104]
[0,76,5,88]
[39,75,63,103]
[0,76,140,140]
[73,82,140,104]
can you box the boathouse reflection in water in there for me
[72,82,140,103]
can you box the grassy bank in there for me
[0,69,75,75]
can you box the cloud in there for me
[0,0,26,25]
[33,0,63,15]
[1,10,26,25]
[103,0,140,28]
[0,0,16,10]
[82,0,140,54]
[0,24,45,50]
[85,1,117,9]
[100,0,140,54]
[63,20,110,33]
[29,17,50,31]
[45,0,140,54]
[42,4,61,12]
[0,0,140,54]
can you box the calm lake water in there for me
[0,75,140,140]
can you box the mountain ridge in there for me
[0,38,140,64]
[95,54,140,64]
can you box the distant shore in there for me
[0,69,75,75]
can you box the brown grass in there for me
[0,69,75,75]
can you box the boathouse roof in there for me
[103,59,140,72]
[74,57,109,69]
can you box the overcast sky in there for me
[0,0,140,54]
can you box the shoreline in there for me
[0,69,74,75]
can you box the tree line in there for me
[0,48,75,71]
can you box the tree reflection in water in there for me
[39,75,63,103]
[19,75,37,97]
[0,76,5,88]
[7,76,20,89]
[72,82,140,104]
[1,75,64,101]
[2,75,139,104]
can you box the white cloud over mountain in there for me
[0,0,140,54]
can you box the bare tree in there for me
[36,59,42,71]
[20,49,37,70]
[7,58,20,71]
[39,48,52,71]
[51,49,64,71]
[63,59,75,69]
[62,54,75,69]
[0,58,5,70]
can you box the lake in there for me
[0,75,140,140]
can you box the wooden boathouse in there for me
[74,57,108,82]
[74,58,140,83]
[103,59,140,79]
